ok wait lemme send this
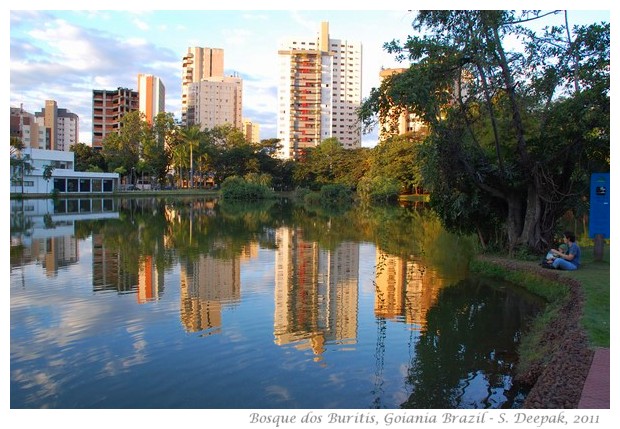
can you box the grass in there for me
[559,244,610,347]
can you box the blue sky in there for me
[7,5,611,147]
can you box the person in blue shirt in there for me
[550,231,581,270]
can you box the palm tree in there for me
[171,145,188,188]
[180,125,203,189]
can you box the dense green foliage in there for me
[219,176,275,200]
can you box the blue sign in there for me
[589,173,610,238]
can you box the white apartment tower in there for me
[277,21,362,160]
[137,73,166,124]
[181,47,225,126]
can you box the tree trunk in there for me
[519,184,544,250]
[505,193,523,254]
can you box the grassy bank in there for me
[470,243,610,383]
[472,244,609,347]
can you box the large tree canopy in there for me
[360,10,609,252]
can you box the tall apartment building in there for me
[34,100,79,151]
[186,75,243,131]
[277,21,362,160]
[181,47,225,126]
[137,73,166,124]
[378,68,428,141]
[91,87,139,149]
[242,118,260,144]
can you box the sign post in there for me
[589,173,610,261]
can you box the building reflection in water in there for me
[11,198,447,355]
[10,198,117,278]
[179,251,242,334]
[274,226,359,362]
[374,248,443,330]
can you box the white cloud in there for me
[133,18,149,31]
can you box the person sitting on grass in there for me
[549,231,581,270]
[545,243,568,263]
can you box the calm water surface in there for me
[10,197,542,409]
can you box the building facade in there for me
[186,76,243,131]
[11,106,44,149]
[242,118,260,144]
[181,47,225,126]
[92,88,139,149]
[34,100,80,151]
[10,148,119,195]
[137,74,166,124]
[277,21,362,160]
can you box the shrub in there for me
[318,184,353,206]
[220,176,274,200]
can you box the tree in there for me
[360,10,609,252]
[180,125,203,188]
[143,112,176,186]
[101,111,146,183]
[71,142,106,172]
[42,164,54,193]
[10,137,33,194]
[369,134,425,194]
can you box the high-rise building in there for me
[181,47,225,126]
[34,100,79,151]
[91,88,139,149]
[186,75,243,131]
[242,118,260,144]
[277,21,362,160]
[137,73,166,124]
[377,68,428,141]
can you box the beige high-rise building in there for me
[186,76,243,131]
[181,47,225,126]
[137,73,166,125]
[33,100,79,151]
[277,21,362,160]
[242,118,260,144]
[378,68,429,141]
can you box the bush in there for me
[357,176,400,203]
[220,176,275,200]
[319,184,353,205]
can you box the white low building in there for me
[10,148,119,195]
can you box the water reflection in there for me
[274,230,359,359]
[10,197,539,409]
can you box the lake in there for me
[9,196,543,409]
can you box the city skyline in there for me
[9,8,610,147]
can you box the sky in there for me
[7,4,611,148]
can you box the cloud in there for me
[133,18,149,31]
[10,12,184,143]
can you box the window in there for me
[67,179,78,192]
[79,179,91,192]
[53,178,66,192]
